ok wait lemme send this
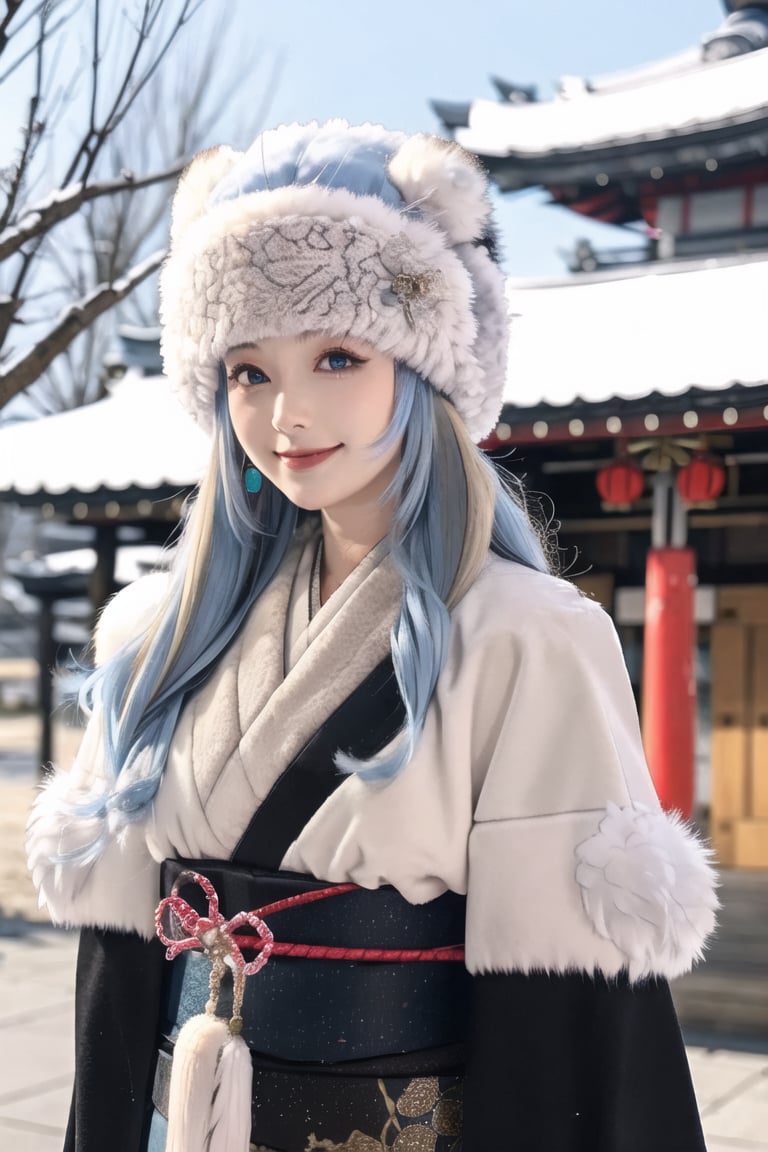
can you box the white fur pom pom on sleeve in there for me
[575,802,719,981]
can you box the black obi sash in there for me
[158,861,469,1061]
[149,657,470,1152]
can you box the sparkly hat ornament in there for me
[160,120,509,443]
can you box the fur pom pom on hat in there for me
[160,120,508,442]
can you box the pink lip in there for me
[276,445,342,471]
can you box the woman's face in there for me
[225,334,400,516]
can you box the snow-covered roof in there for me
[505,253,768,408]
[0,372,209,497]
[457,46,768,158]
[1,263,764,482]
[582,48,704,95]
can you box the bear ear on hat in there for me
[170,145,241,244]
[387,134,492,245]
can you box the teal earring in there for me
[244,467,263,494]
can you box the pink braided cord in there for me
[154,871,465,973]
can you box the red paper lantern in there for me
[596,460,645,504]
[676,455,726,503]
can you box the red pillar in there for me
[642,547,696,817]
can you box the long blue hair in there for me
[70,363,551,857]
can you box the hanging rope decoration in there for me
[154,871,464,1152]
[155,871,275,1152]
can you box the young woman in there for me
[28,121,717,1152]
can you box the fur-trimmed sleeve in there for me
[460,563,713,1149]
[26,573,170,938]
[464,563,718,982]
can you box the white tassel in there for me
[155,875,263,1152]
[208,1025,253,1152]
[165,1013,230,1152]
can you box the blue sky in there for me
[2,0,725,280]
[239,0,725,274]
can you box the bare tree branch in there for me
[86,0,100,147]
[0,2,76,86]
[0,1,26,55]
[23,321,105,414]
[0,10,46,232]
[0,247,164,404]
[0,0,63,54]
[1,0,279,414]
[0,293,21,343]
[0,160,185,262]
[61,0,201,188]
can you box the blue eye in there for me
[229,364,268,386]
[319,349,364,372]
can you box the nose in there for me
[271,381,311,433]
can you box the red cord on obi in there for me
[154,869,465,970]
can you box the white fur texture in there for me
[26,767,160,938]
[387,134,491,244]
[575,802,719,981]
[160,123,507,443]
[454,240,510,425]
[170,146,240,246]
[27,769,106,903]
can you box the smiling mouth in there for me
[276,445,342,471]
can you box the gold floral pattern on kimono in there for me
[305,1076,463,1152]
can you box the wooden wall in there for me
[711,586,768,868]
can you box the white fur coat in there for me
[27,542,717,982]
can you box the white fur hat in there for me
[160,120,509,442]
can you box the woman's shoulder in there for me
[93,570,170,665]
[455,552,610,643]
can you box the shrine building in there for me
[433,0,768,867]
